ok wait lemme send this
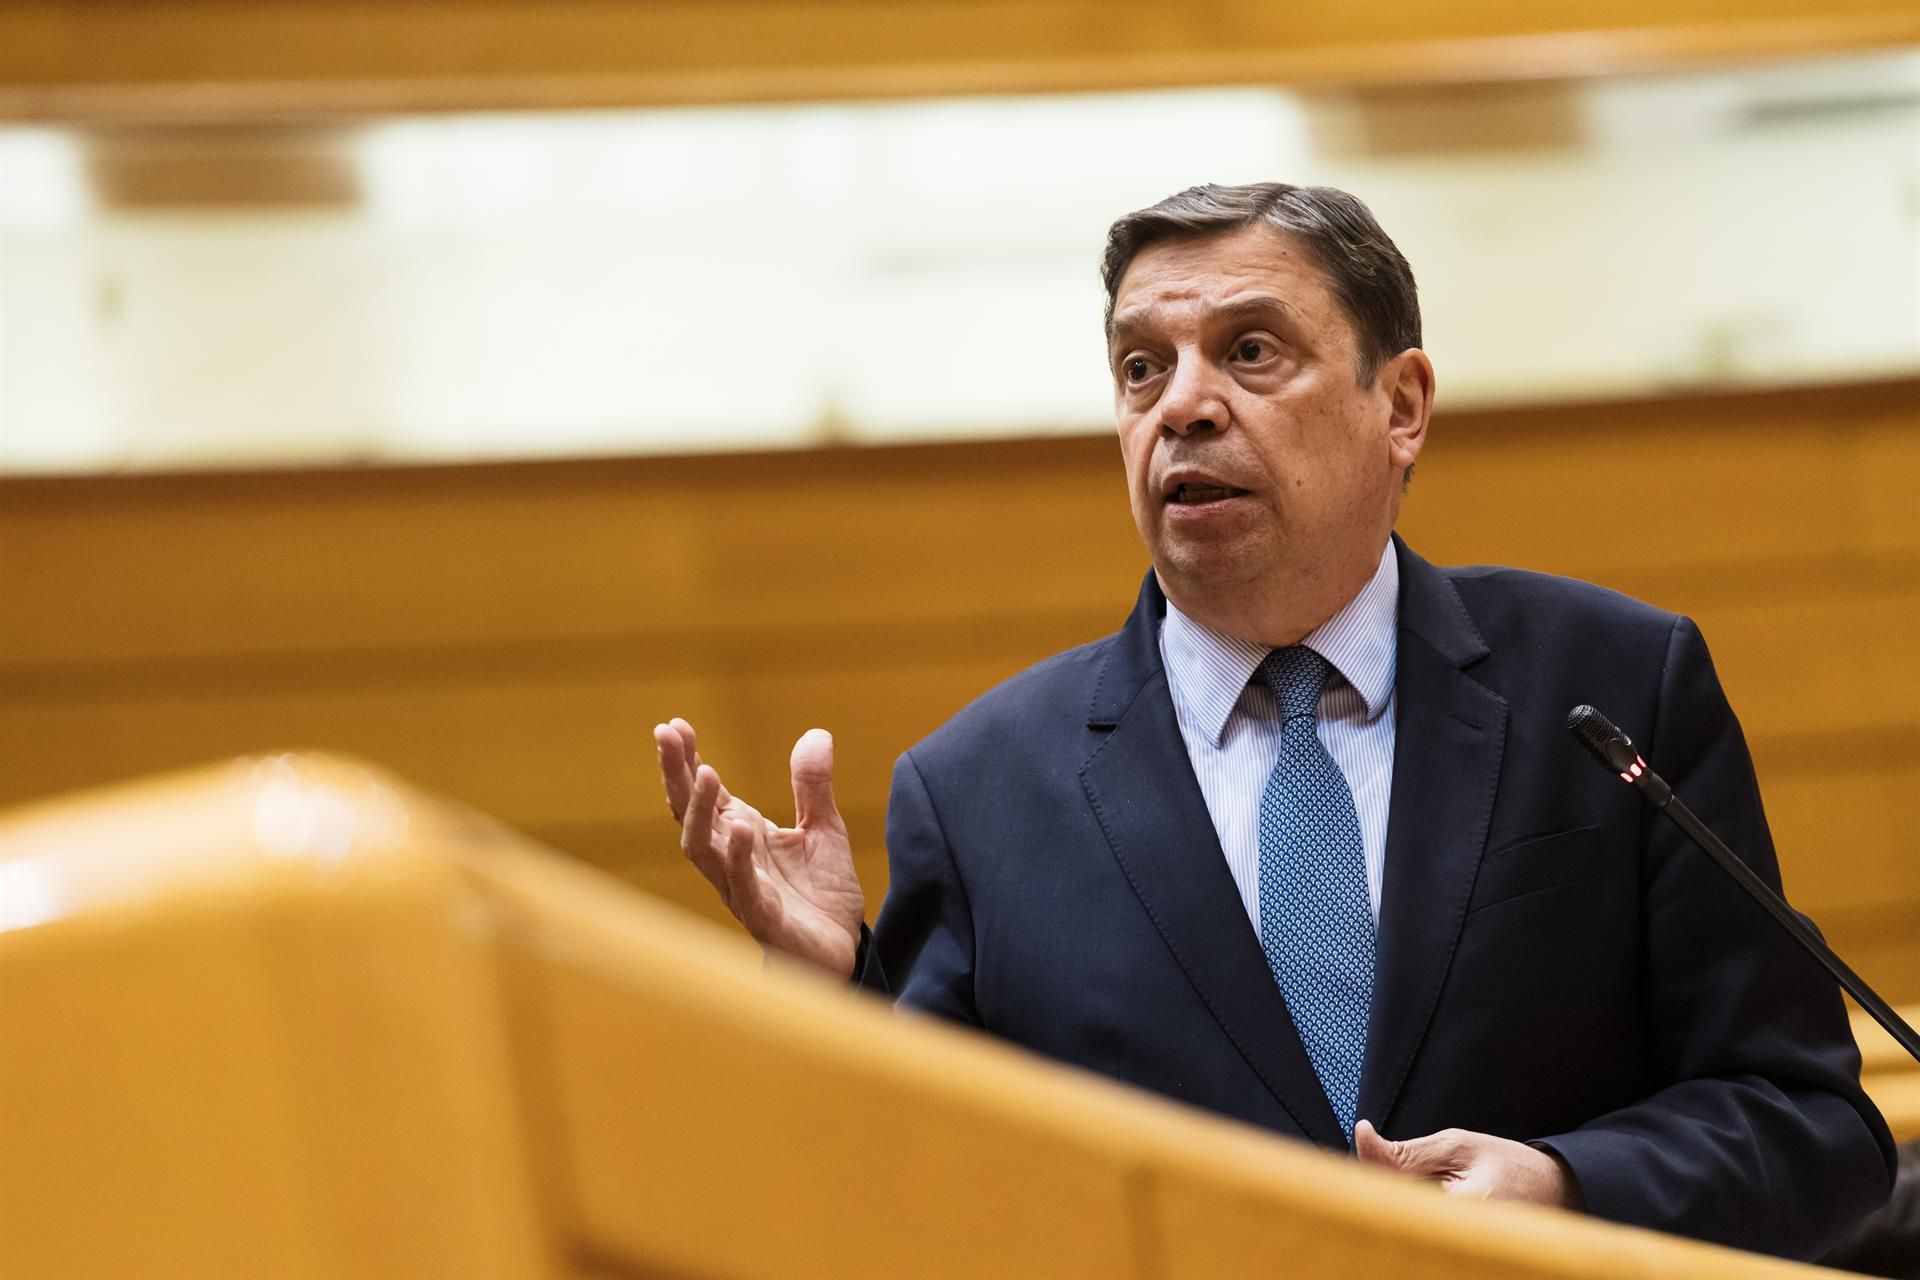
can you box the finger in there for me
[790,728,842,829]
[1352,1120,1400,1169]
[673,717,733,807]
[1373,1129,1465,1181]
[670,717,702,783]
[723,817,766,924]
[680,765,726,891]
[655,722,694,820]
[669,717,699,761]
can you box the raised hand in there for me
[654,717,865,979]
[1352,1120,1581,1208]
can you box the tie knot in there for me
[1258,646,1332,720]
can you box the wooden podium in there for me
[0,756,1897,1278]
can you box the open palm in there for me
[655,718,865,979]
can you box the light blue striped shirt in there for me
[1158,541,1399,927]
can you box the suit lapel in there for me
[1079,575,1346,1147]
[1355,541,1508,1132]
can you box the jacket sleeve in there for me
[1536,615,1897,1259]
[851,749,981,1026]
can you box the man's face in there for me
[1106,224,1423,628]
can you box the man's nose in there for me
[1157,356,1228,438]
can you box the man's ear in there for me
[1381,348,1435,473]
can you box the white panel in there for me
[0,59,1914,474]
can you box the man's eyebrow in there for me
[1216,295,1297,323]
[1105,306,1158,348]
[1106,294,1298,347]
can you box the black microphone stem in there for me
[1653,790,1920,1066]
[1568,704,1920,1068]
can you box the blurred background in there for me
[2,0,1917,998]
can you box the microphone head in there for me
[1567,705,1640,773]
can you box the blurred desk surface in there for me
[0,755,1865,1278]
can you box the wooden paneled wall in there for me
[3,377,1918,1001]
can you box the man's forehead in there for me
[1108,289,1297,338]
[1109,226,1330,332]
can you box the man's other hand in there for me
[1353,1119,1581,1209]
[654,718,865,980]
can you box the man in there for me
[654,183,1894,1259]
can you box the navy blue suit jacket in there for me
[858,538,1894,1259]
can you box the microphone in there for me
[1567,704,1920,1067]
[1567,705,1670,805]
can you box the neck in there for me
[1161,536,1390,648]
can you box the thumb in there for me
[1356,1122,1461,1180]
[1353,1120,1421,1175]
[1352,1119,1399,1166]
[790,728,841,828]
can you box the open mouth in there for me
[1168,483,1251,505]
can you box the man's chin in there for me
[1150,541,1270,597]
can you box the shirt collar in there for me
[1160,541,1400,747]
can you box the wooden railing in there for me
[3,0,1918,119]
[0,756,1866,1278]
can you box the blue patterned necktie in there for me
[1256,646,1375,1142]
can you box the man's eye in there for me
[1125,357,1152,382]
[1236,338,1271,361]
